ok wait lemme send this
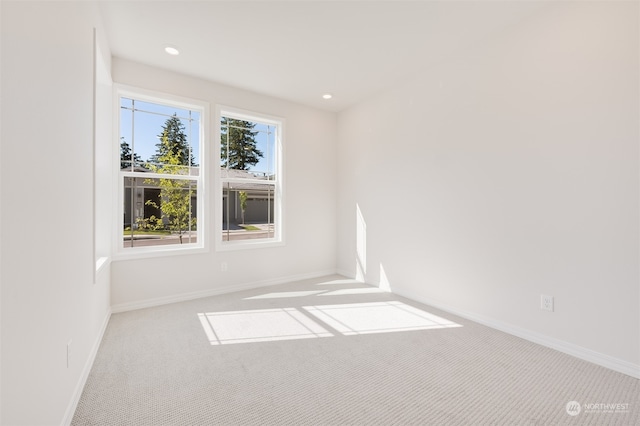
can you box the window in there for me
[218,108,283,248]
[117,88,207,257]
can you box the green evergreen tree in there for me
[221,118,263,170]
[150,114,195,166]
[120,137,142,169]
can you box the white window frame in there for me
[215,105,285,251]
[113,85,210,260]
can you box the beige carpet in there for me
[72,275,639,425]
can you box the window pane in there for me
[120,97,133,109]
[221,117,275,178]
[121,97,200,172]
[124,176,198,248]
[222,182,275,242]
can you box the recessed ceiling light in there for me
[164,46,180,56]
[322,93,333,100]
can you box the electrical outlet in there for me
[541,295,554,312]
[221,262,228,272]
[67,340,72,368]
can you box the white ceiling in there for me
[99,1,548,112]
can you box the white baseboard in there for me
[335,268,357,280]
[61,308,112,426]
[110,269,338,313]
[391,285,640,380]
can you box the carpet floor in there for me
[72,275,639,425]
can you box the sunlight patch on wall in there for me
[198,308,333,345]
[356,203,367,281]
[304,301,461,336]
[379,263,391,292]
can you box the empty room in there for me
[1,1,638,425]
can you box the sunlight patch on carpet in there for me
[304,301,462,335]
[199,301,461,345]
[198,308,333,345]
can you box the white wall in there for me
[337,2,639,373]
[0,2,3,420]
[110,59,337,310]
[1,2,112,424]
[95,30,113,269]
